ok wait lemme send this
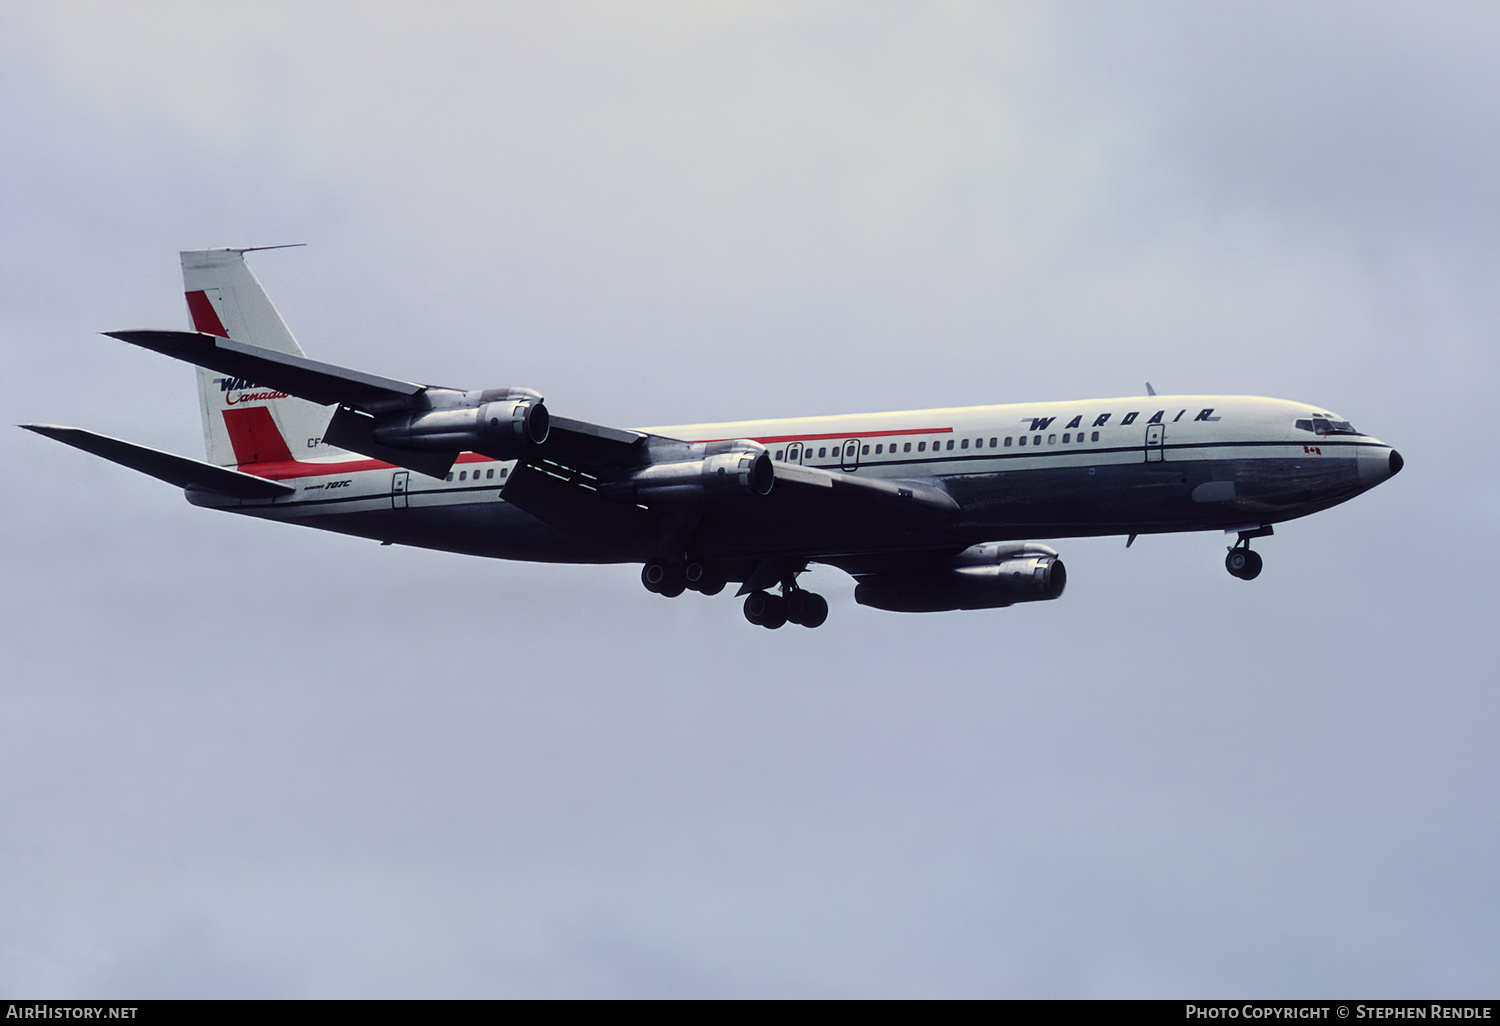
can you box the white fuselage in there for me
[188,393,1399,566]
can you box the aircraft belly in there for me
[941,455,1362,539]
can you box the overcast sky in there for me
[2,2,1496,997]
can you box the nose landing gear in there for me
[1226,525,1272,581]
[1225,547,1263,580]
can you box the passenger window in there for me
[961,438,969,449]
[446,473,454,481]
[946,440,954,450]
[1091,431,1099,441]
[1004,437,1012,447]
[875,444,882,454]
[990,438,997,447]
[904,442,911,453]
[1048,434,1056,444]
[459,471,467,481]
[775,449,784,460]
[818,447,826,458]
[1062,433,1070,443]
[500,468,508,477]
[862,445,869,455]
[1018,436,1026,446]
[1034,435,1042,445]
[487,468,495,479]
[918,442,926,452]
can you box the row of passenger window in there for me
[774,431,1103,462]
[445,466,510,482]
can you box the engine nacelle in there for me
[607,448,774,505]
[854,542,1066,612]
[371,390,549,457]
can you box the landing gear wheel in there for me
[1239,549,1263,580]
[1225,548,1263,580]
[792,594,828,624]
[684,561,726,596]
[743,591,787,629]
[784,590,829,628]
[642,559,686,597]
[642,560,665,593]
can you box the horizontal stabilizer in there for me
[106,330,425,410]
[21,424,294,499]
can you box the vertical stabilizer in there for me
[182,248,341,466]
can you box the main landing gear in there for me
[1225,525,1272,581]
[641,557,828,628]
[641,558,726,597]
[743,587,828,630]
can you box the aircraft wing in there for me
[106,330,425,409]
[108,330,652,479]
[21,424,295,499]
[502,442,958,553]
[770,462,959,518]
[542,416,651,469]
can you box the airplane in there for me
[21,248,1403,630]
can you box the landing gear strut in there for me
[1226,525,1272,581]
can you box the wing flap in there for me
[772,462,959,518]
[538,415,651,470]
[321,406,457,479]
[21,425,294,499]
[501,459,654,547]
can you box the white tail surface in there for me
[181,248,343,466]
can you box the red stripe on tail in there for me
[222,407,293,465]
[185,290,229,336]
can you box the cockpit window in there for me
[1295,417,1360,436]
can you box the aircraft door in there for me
[392,470,409,508]
[841,438,861,472]
[1145,423,1164,462]
[784,442,804,465]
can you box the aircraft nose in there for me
[1358,445,1403,487]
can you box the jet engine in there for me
[370,388,549,458]
[604,446,774,505]
[854,542,1066,612]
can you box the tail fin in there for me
[182,248,339,466]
